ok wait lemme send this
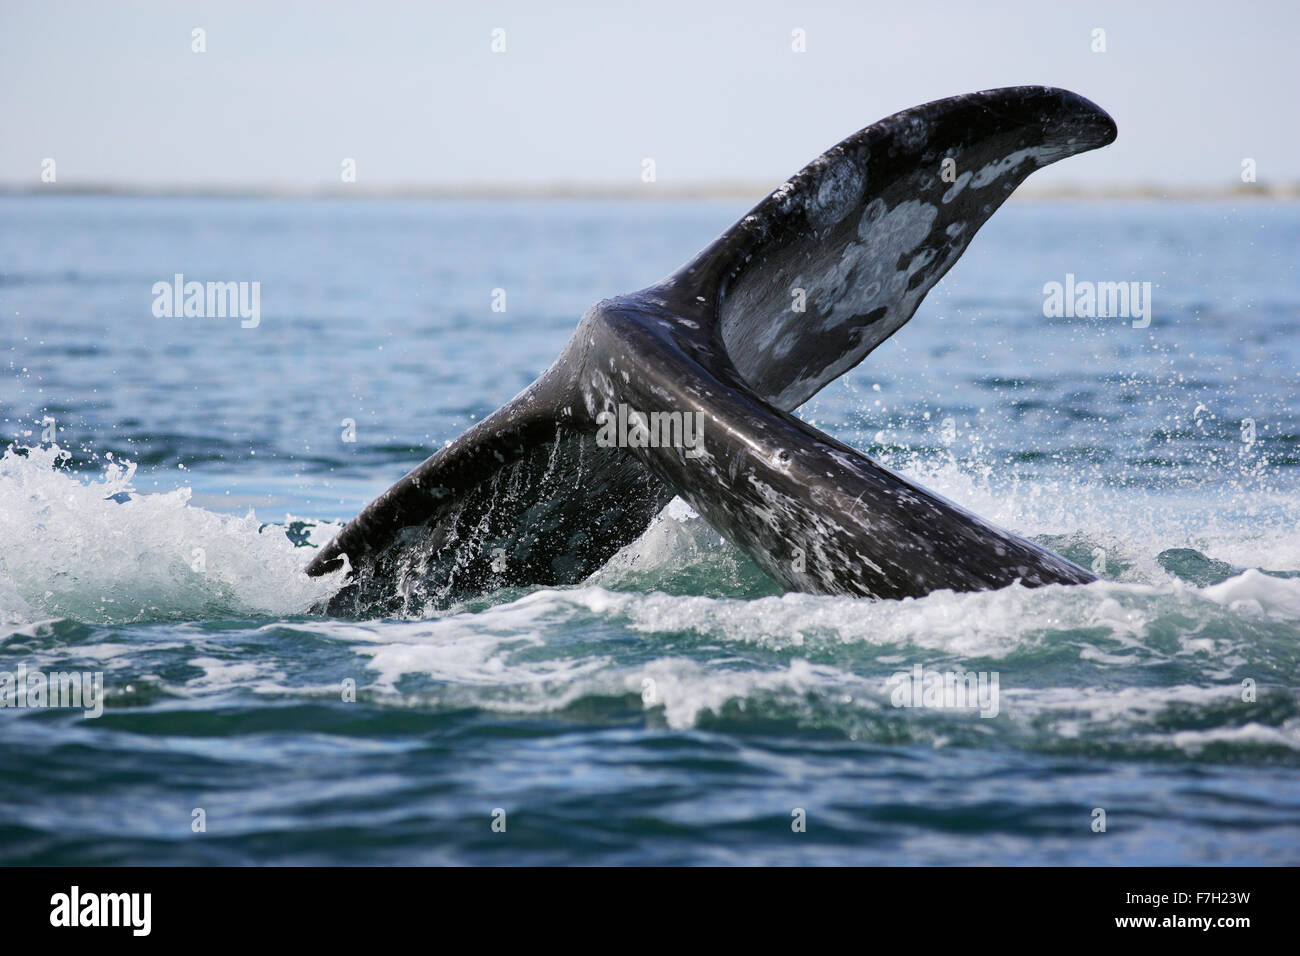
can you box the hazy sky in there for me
[1,0,1296,189]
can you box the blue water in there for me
[1,196,1298,865]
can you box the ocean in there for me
[1,195,1297,865]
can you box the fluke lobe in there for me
[308,87,1117,616]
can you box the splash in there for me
[0,445,347,627]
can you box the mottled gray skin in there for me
[308,87,1117,616]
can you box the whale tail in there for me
[308,87,1115,615]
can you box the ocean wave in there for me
[0,444,346,628]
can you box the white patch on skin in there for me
[865,199,938,254]
[807,197,938,334]
[908,247,936,275]
[768,203,952,407]
[969,144,1075,189]
[856,199,887,239]
[895,116,929,151]
[942,170,972,204]
[807,156,866,231]
[772,331,799,359]
[970,149,1033,188]
[771,180,799,215]
[720,131,1086,414]
[722,193,948,410]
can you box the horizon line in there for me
[2,181,1297,202]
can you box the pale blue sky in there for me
[1,0,1295,189]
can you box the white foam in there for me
[1165,722,1300,753]
[344,590,609,692]
[874,450,1300,577]
[280,571,1284,732]
[626,655,854,729]
[1202,568,1300,620]
[187,656,276,687]
[563,578,1208,662]
[0,445,347,625]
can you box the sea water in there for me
[1,195,1297,864]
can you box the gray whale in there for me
[307,87,1117,616]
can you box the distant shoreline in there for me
[2,182,1297,202]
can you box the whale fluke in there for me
[308,87,1116,616]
